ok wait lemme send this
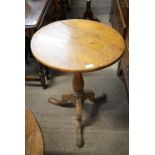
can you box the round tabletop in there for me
[31,19,125,73]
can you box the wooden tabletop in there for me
[31,19,125,73]
[25,107,44,155]
[25,0,51,28]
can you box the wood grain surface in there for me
[25,107,44,155]
[31,19,125,72]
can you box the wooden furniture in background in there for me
[110,0,129,94]
[25,0,51,89]
[118,28,129,93]
[50,0,72,21]
[110,0,129,37]
[31,19,125,147]
[83,0,100,22]
[25,107,44,155]
[52,0,66,20]
[25,0,51,29]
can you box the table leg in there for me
[73,73,84,147]
[75,97,83,147]
[48,72,106,147]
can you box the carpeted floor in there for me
[25,0,129,154]
[26,64,129,155]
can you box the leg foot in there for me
[49,94,75,107]
[94,94,107,103]
[77,126,83,147]
[84,90,107,103]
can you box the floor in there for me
[25,0,129,154]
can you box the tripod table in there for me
[31,19,125,147]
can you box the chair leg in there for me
[25,37,31,64]
[25,49,29,64]
[45,67,51,80]
[39,64,47,89]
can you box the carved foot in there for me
[48,94,75,107]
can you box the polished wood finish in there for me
[25,107,44,155]
[32,19,125,147]
[31,19,125,73]
[25,0,51,28]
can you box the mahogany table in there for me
[31,19,125,147]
